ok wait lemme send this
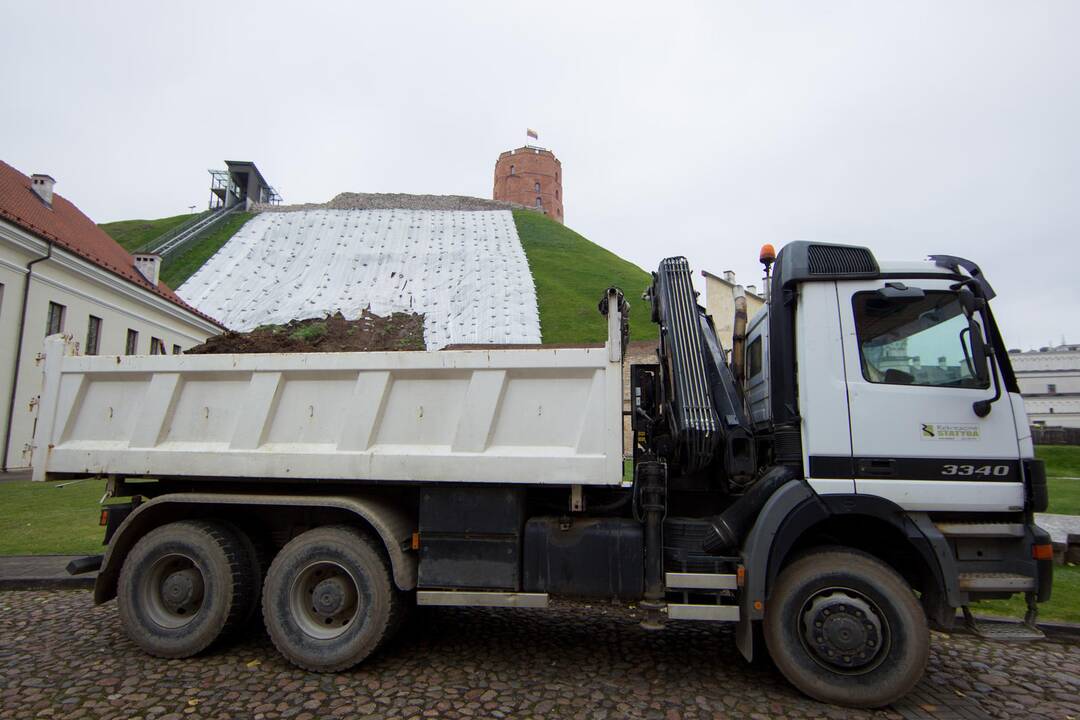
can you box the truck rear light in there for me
[99,508,109,527]
[736,565,745,587]
[1032,544,1053,560]
[411,532,420,551]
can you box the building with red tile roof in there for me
[0,160,224,470]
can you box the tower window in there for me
[555,189,559,199]
[510,165,515,175]
[534,182,541,193]
[535,197,542,208]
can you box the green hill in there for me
[98,213,198,252]
[514,209,653,343]
[100,206,655,344]
[158,212,252,289]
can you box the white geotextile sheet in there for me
[177,209,542,349]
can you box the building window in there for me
[555,189,559,199]
[1048,384,1057,395]
[85,316,102,355]
[46,302,65,336]
[0,283,5,318]
[172,344,182,355]
[510,165,515,175]
[125,329,139,355]
[534,182,541,193]
[150,337,166,355]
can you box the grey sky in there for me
[2,1,1076,350]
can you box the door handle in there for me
[857,459,896,477]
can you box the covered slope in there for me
[514,209,653,343]
[177,209,540,349]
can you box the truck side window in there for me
[852,291,989,389]
[748,337,762,377]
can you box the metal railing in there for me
[153,205,243,258]
[136,210,214,254]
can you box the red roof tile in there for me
[0,160,224,329]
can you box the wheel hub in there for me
[802,591,884,671]
[160,568,204,613]
[290,561,361,639]
[312,577,350,617]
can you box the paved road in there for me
[0,591,1077,720]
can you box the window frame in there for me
[747,336,763,378]
[150,337,165,355]
[85,315,102,355]
[125,328,139,355]
[46,301,66,336]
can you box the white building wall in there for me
[1009,347,1080,429]
[1,220,221,469]
[703,272,765,351]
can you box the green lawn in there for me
[1037,445,1080,515]
[159,212,252,289]
[99,213,199,253]
[515,209,654,343]
[0,478,106,555]
[1038,445,1080,478]
[973,563,1080,624]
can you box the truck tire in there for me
[117,520,256,658]
[262,525,397,672]
[763,549,929,708]
[219,521,266,632]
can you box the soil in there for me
[186,310,426,354]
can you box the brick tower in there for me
[493,145,563,224]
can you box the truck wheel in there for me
[763,549,929,708]
[219,521,266,632]
[118,520,256,658]
[262,525,397,672]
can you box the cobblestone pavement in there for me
[0,591,1077,720]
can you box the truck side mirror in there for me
[966,318,990,384]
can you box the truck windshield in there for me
[852,290,990,389]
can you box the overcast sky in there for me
[2,1,1076,349]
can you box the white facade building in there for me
[0,161,224,470]
[1009,344,1080,428]
[702,269,766,350]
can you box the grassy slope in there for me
[160,212,252,289]
[99,213,198,253]
[514,209,654,343]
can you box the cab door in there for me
[836,278,1024,512]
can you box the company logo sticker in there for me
[921,423,980,440]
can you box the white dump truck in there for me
[37,242,1051,708]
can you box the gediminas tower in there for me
[493,134,563,224]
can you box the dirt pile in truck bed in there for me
[186,310,426,354]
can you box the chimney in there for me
[746,284,757,296]
[723,270,736,284]
[30,174,55,207]
[133,253,162,286]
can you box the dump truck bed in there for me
[32,337,625,486]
